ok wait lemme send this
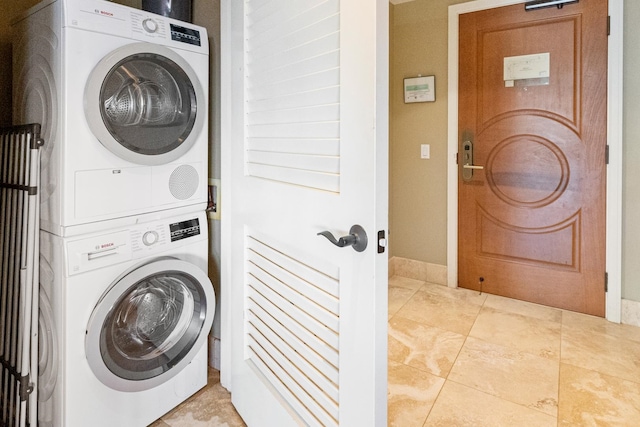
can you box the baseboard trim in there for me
[389,256,447,286]
[621,299,640,327]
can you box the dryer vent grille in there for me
[169,165,199,200]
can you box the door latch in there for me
[377,230,386,254]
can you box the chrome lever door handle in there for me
[318,225,368,252]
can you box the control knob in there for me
[142,230,159,246]
[142,18,158,33]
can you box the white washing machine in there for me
[13,0,210,237]
[38,210,215,427]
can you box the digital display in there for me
[169,218,200,242]
[170,24,201,46]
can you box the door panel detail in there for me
[477,16,582,134]
[477,207,580,270]
[245,0,341,193]
[245,234,340,426]
[485,134,570,207]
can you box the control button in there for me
[142,231,159,246]
[142,18,158,33]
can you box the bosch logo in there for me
[95,9,114,17]
[100,243,114,249]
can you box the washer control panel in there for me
[65,212,206,276]
[131,224,168,253]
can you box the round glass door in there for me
[85,258,215,392]
[85,43,206,166]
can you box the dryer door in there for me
[85,257,215,392]
[84,43,206,166]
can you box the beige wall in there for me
[390,0,640,303]
[389,0,466,265]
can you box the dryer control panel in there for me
[63,0,208,53]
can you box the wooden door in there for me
[458,0,608,316]
[221,0,389,425]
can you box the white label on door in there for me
[504,52,550,81]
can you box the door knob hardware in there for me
[461,134,483,181]
[463,164,484,170]
[317,225,368,252]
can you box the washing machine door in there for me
[84,43,206,166]
[85,257,215,392]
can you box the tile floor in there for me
[149,369,245,427]
[151,276,640,426]
[388,275,640,426]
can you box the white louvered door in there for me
[221,0,388,426]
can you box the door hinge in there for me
[607,16,611,36]
[377,230,387,254]
[605,145,610,165]
[455,152,459,165]
[605,272,608,292]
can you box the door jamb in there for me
[447,0,624,322]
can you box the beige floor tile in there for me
[483,294,563,323]
[389,286,419,318]
[449,337,559,416]
[421,282,487,306]
[388,361,445,427]
[470,307,561,360]
[388,317,465,378]
[558,363,640,426]
[561,323,640,384]
[394,287,484,335]
[389,275,426,290]
[155,369,246,427]
[424,381,557,427]
[563,310,640,344]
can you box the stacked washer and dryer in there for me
[12,0,215,426]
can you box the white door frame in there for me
[447,0,624,322]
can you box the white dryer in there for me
[13,0,210,236]
[38,210,215,427]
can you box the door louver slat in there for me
[245,234,340,426]
[246,0,340,193]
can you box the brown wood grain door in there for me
[458,0,608,316]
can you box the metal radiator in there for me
[0,124,43,427]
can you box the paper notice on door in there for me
[504,53,550,88]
